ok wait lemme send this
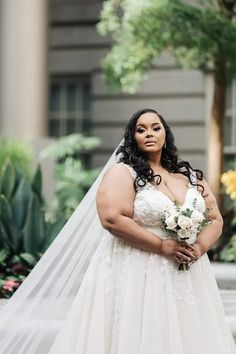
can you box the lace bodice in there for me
[123,163,206,240]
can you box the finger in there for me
[181,243,196,253]
[176,252,191,262]
[190,245,199,257]
[174,255,182,264]
[179,247,195,259]
[180,241,195,251]
[188,245,196,252]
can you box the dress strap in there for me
[189,169,198,189]
[120,163,137,180]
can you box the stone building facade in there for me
[0,0,235,196]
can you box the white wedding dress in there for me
[48,164,236,354]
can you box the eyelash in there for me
[136,127,161,133]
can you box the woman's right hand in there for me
[160,239,196,264]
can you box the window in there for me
[49,76,91,137]
[224,80,236,171]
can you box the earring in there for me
[163,141,166,149]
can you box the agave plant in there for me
[0,159,64,298]
[0,159,43,255]
[0,159,63,261]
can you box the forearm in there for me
[103,214,163,255]
[195,220,223,254]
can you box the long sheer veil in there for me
[0,143,120,353]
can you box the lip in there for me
[144,141,156,145]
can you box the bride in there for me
[0,108,235,353]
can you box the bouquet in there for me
[161,198,212,270]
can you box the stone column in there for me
[0,0,48,139]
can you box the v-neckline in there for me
[148,181,192,207]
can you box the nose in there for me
[146,130,153,137]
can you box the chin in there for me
[141,146,160,153]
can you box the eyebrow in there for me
[136,122,161,128]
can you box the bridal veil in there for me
[0,145,119,353]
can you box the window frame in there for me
[48,74,91,137]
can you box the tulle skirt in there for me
[49,233,236,354]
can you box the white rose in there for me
[191,210,205,224]
[177,215,193,230]
[177,228,189,239]
[177,228,197,241]
[165,215,177,230]
[186,233,197,244]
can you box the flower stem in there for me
[178,262,190,271]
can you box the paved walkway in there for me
[212,262,236,290]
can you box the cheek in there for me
[134,134,145,147]
[158,130,166,141]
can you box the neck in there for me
[147,151,162,167]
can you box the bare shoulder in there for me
[97,163,135,198]
[100,163,134,184]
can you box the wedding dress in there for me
[0,161,235,353]
[47,163,236,354]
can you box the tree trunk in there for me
[207,72,226,211]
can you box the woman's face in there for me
[134,112,166,154]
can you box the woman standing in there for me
[48,108,235,353]
[0,108,235,354]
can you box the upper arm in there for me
[96,164,136,226]
[198,177,223,226]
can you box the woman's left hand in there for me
[190,242,204,263]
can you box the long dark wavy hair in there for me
[116,108,206,196]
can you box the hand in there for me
[190,242,204,264]
[160,239,196,264]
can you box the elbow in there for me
[100,213,121,232]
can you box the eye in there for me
[153,126,161,131]
[136,127,145,133]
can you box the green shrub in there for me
[220,234,236,262]
[0,139,32,178]
[41,134,101,221]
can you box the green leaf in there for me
[11,254,21,263]
[40,134,100,160]
[0,194,12,224]
[32,165,43,201]
[0,248,9,263]
[12,179,31,234]
[219,232,236,262]
[0,159,15,199]
[23,194,45,254]
[0,198,15,252]
[19,253,37,266]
